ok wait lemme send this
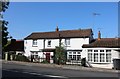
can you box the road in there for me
[2,61,120,79]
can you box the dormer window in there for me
[33,40,37,46]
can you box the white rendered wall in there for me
[65,38,89,50]
[81,48,120,69]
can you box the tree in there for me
[0,1,11,51]
[55,46,66,65]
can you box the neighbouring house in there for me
[4,39,24,60]
[82,31,120,69]
[24,27,94,63]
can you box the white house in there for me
[24,27,120,69]
[82,31,120,69]
[24,27,93,63]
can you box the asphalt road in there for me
[2,61,120,79]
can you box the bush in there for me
[41,60,49,64]
[15,55,30,62]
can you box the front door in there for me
[46,53,50,63]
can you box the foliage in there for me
[15,55,30,62]
[55,46,66,65]
[0,1,12,51]
[0,1,9,12]
[41,60,49,64]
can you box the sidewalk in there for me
[2,60,120,73]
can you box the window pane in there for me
[106,53,111,62]
[65,39,70,45]
[69,52,72,54]
[100,50,104,52]
[94,50,98,52]
[77,55,81,60]
[88,53,92,62]
[94,53,98,62]
[69,55,72,60]
[77,52,80,54]
[73,52,76,54]
[48,40,51,46]
[33,40,37,45]
[100,53,105,62]
[73,55,76,60]
[106,50,111,52]
[88,50,92,52]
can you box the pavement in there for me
[2,60,120,73]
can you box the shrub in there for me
[41,60,49,64]
[15,55,30,62]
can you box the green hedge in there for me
[15,55,30,62]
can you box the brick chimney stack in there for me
[56,25,59,32]
[98,31,101,40]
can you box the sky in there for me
[4,2,118,40]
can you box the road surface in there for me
[2,61,120,79]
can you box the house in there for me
[24,27,93,63]
[4,39,24,60]
[82,31,120,69]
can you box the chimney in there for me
[98,31,101,40]
[56,26,59,32]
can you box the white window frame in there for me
[65,39,70,46]
[32,40,37,46]
[47,40,51,47]
[94,53,98,62]
[88,53,92,62]
[88,50,92,52]
[100,53,105,62]
[106,53,111,62]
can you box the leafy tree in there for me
[55,46,66,65]
[0,1,11,51]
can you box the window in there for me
[26,41,27,44]
[77,55,81,60]
[106,53,111,62]
[69,55,72,60]
[100,53,105,62]
[94,53,98,62]
[65,39,70,46]
[100,50,104,52]
[106,50,111,52]
[73,55,76,60]
[48,40,51,46]
[79,50,82,52]
[33,40,37,46]
[77,52,80,54]
[88,50,92,52]
[69,52,72,54]
[73,52,76,54]
[94,50,98,52]
[88,53,92,62]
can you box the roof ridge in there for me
[32,28,92,34]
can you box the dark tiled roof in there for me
[24,29,93,39]
[5,40,24,51]
[82,38,120,48]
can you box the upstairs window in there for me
[65,39,70,46]
[33,40,37,46]
[48,40,51,47]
